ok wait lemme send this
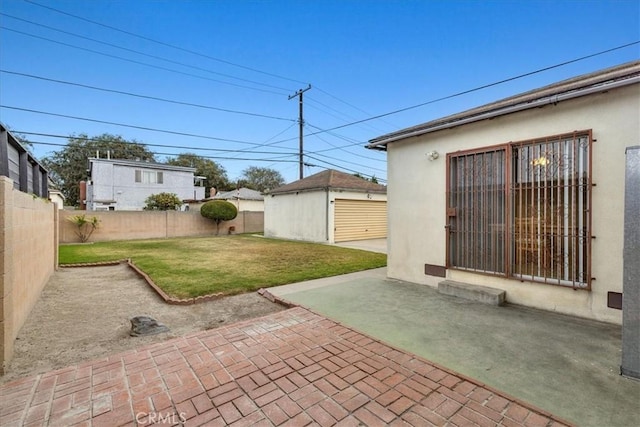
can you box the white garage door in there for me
[334,199,387,242]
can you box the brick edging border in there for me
[59,260,227,305]
[257,288,298,309]
[59,260,125,268]
[59,261,299,309]
[256,289,576,427]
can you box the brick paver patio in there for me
[0,307,570,426]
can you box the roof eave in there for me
[267,186,386,196]
[89,158,197,173]
[329,186,387,194]
[266,186,328,196]
[367,62,640,150]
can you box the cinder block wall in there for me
[0,177,57,373]
[59,210,264,243]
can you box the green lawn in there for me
[59,235,386,299]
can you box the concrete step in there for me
[438,280,506,306]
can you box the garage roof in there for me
[214,187,264,201]
[267,169,386,195]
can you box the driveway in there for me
[334,238,387,254]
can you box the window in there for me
[135,170,163,184]
[446,131,592,289]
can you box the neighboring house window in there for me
[446,131,592,289]
[135,170,164,184]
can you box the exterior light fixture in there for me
[426,151,439,161]
[531,156,550,166]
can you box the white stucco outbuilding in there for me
[264,169,387,244]
[367,60,640,324]
[213,187,264,212]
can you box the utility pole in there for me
[289,84,311,180]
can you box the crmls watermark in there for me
[136,411,187,425]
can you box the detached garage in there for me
[264,169,387,244]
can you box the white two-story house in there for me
[85,158,205,211]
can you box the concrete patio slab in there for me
[0,307,568,427]
[268,269,640,427]
[333,239,387,254]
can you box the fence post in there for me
[53,203,59,270]
[621,146,640,379]
[0,177,15,373]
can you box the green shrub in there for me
[200,200,238,234]
[68,214,100,243]
[144,192,183,211]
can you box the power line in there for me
[286,125,381,172]
[313,85,399,130]
[305,124,386,167]
[16,129,384,180]
[228,122,299,157]
[303,41,640,136]
[24,0,309,86]
[0,13,294,94]
[305,98,391,136]
[1,26,288,96]
[305,122,386,161]
[29,140,301,163]
[259,128,369,154]
[1,70,295,122]
[5,6,631,181]
[249,40,640,151]
[15,131,297,156]
[23,40,628,160]
[304,153,386,182]
[309,149,386,175]
[0,105,288,148]
[24,132,385,179]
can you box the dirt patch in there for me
[1,264,286,385]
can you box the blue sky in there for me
[0,0,638,185]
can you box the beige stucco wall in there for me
[0,177,57,372]
[386,83,639,324]
[59,210,263,243]
[182,199,264,213]
[229,199,264,212]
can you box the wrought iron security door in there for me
[447,148,507,275]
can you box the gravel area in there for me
[1,263,285,384]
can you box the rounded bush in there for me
[200,200,238,223]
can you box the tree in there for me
[144,192,183,210]
[166,153,229,197]
[238,166,285,192]
[42,133,154,206]
[353,173,379,184]
[200,200,238,235]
